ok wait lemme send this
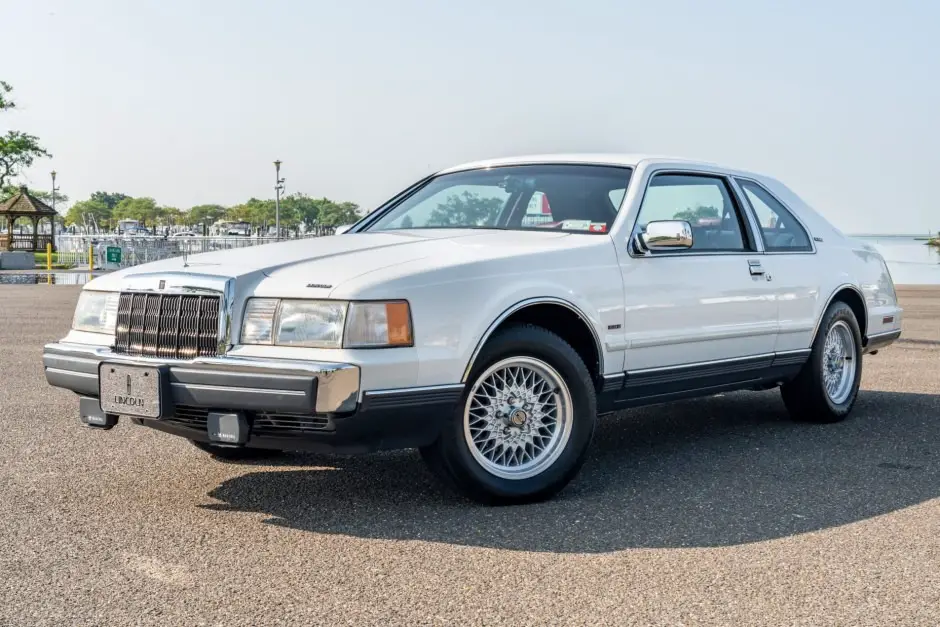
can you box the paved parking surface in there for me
[1,285,938,626]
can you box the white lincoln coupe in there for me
[43,154,902,503]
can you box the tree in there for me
[317,200,361,226]
[425,191,502,227]
[280,193,322,231]
[160,206,183,226]
[113,197,160,225]
[89,191,130,210]
[0,81,13,111]
[187,204,226,227]
[0,81,51,188]
[672,205,720,224]
[64,199,111,228]
[1,185,68,205]
[0,132,51,189]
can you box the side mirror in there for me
[334,224,352,235]
[634,220,693,254]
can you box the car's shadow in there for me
[203,390,939,552]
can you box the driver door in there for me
[618,171,778,378]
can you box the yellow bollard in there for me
[88,244,94,271]
[46,243,52,271]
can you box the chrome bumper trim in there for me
[42,342,360,413]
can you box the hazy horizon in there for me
[4,0,937,234]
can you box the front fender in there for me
[403,271,623,386]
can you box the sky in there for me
[3,0,938,234]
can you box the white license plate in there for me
[99,363,162,418]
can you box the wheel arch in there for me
[461,298,604,385]
[813,283,868,343]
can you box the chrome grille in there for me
[114,292,221,359]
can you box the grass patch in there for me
[32,252,76,269]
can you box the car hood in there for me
[87,229,576,295]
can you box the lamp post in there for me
[50,170,59,240]
[274,160,285,239]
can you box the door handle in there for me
[747,259,765,276]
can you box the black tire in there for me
[420,324,597,505]
[781,301,863,423]
[189,440,283,462]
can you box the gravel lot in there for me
[1,285,937,626]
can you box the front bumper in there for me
[43,342,464,454]
[44,342,361,414]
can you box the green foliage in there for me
[279,193,320,230]
[311,198,361,227]
[0,81,13,110]
[0,81,51,188]
[64,199,111,227]
[58,188,361,233]
[1,185,68,205]
[426,191,502,227]
[187,204,226,226]
[33,251,75,269]
[113,197,160,224]
[0,131,51,189]
[227,198,281,226]
[672,205,720,223]
[89,191,130,210]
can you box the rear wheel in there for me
[190,440,283,462]
[781,301,863,423]
[420,325,596,504]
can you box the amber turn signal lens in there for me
[385,302,412,346]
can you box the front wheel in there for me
[420,325,596,504]
[781,301,863,423]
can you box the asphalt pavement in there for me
[1,285,937,626]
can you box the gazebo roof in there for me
[0,186,57,217]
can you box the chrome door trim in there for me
[624,166,763,259]
[626,352,776,375]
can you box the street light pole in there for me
[50,170,59,239]
[274,160,285,239]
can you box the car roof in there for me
[437,153,762,178]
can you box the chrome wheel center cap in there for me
[509,409,528,426]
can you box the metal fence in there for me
[54,228,337,269]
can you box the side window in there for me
[635,173,752,252]
[736,179,812,252]
[608,188,626,210]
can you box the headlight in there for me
[72,291,120,334]
[276,300,347,348]
[240,299,412,348]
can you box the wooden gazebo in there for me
[0,186,57,252]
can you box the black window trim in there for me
[628,169,760,258]
[734,176,816,255]
[352,162,635,235]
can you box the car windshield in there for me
[365,164,632,234]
